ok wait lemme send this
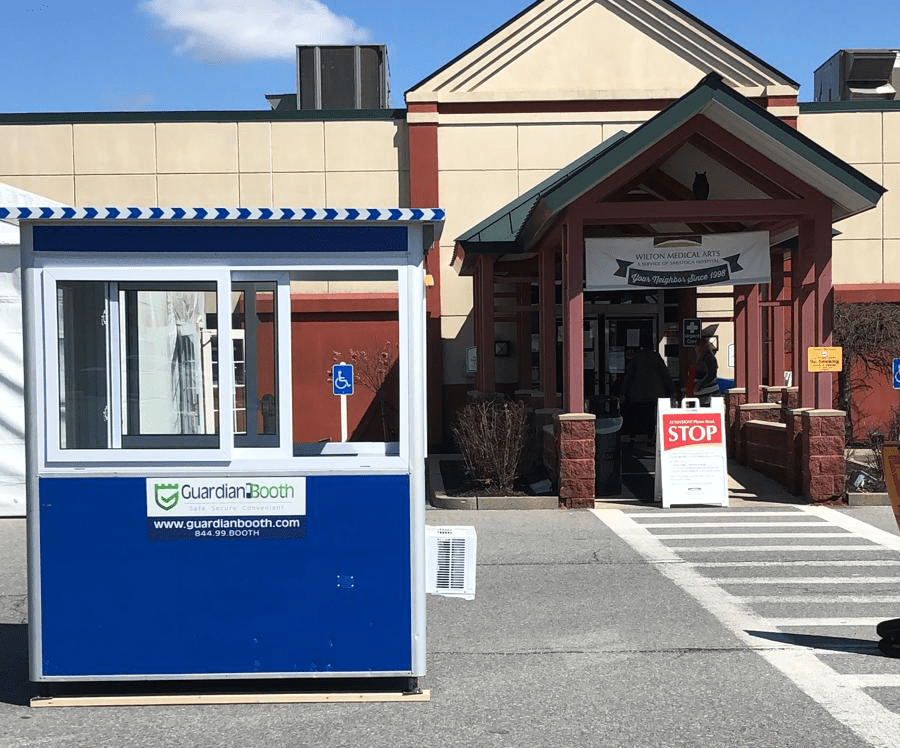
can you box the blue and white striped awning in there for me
[0,206,444,222]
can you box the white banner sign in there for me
[585,231,770,291]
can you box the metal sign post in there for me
[332,363,354,442]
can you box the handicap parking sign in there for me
[332,364,354,396]
[894,359,900,390]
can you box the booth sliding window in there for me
[56,281,222,453]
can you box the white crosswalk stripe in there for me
[719,577,900,584]
[667,544,883,551]
[590,505,900,748]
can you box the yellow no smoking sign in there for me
[807,346,843,372]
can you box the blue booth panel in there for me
[38,474,412,678]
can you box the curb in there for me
[426,454,559,510]
[847,491,892,507]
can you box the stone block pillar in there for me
[785,408,809,495]
[555,413,596,509]
[779,387,800,415]
[801,409,846,503]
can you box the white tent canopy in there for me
[0,183,66,517]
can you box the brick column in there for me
[779,388,800,421]
[801,409,846,503]
[724,388,747,458]
[762,386,785,405]
[785,408,809,495]
[555,413,596,509]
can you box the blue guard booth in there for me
[13,205,443,687]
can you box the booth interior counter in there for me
[14,206,444,685]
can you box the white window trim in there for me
[42,267,234,464]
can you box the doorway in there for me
[603,316,658,400]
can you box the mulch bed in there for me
[438,459,552,498]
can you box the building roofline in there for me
[800,100,900,113]
[0,109,407,125]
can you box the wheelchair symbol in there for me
[332,364,354,396]
[894,359,900,390]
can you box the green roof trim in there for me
[457,73,885,258]
[0,109,406,125]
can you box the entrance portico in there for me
[453,75,884,505]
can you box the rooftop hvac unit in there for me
[426,525,477,600]
[814,49,900,102]
[297,45,390,110]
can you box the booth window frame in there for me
[37,259,417,469]
[42,267,235,464]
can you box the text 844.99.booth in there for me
[16,206,443,685]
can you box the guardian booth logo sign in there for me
[155,483,179,511]
[145,477,306,541]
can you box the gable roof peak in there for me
[407,0,798,104]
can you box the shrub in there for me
[452,398,528,494]
[847,407,900,492]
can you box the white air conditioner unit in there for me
[425,525,477,600]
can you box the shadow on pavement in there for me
[0,623,30,706]
[746,629,882,656]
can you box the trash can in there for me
[591,397,623,496]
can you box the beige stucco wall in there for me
[0,118,407,209]
[798,109,899,285]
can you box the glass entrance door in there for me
[604,316,657,398]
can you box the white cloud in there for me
[140,0,371,61]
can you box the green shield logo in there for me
[155,483,180,511]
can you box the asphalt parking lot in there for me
[1,498,899,748]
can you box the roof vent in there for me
[814,49,899,102]
[293,45,390,110]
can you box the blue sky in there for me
[2,0,898,112]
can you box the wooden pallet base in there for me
[30,689,431,708]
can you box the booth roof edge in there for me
[0,207,445,223]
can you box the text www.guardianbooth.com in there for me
[149,516,304,539]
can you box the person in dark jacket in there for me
[621,346,674,439]
[693,336,720,406]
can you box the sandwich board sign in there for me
[655,397,728,508]
[881,442,900,532]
